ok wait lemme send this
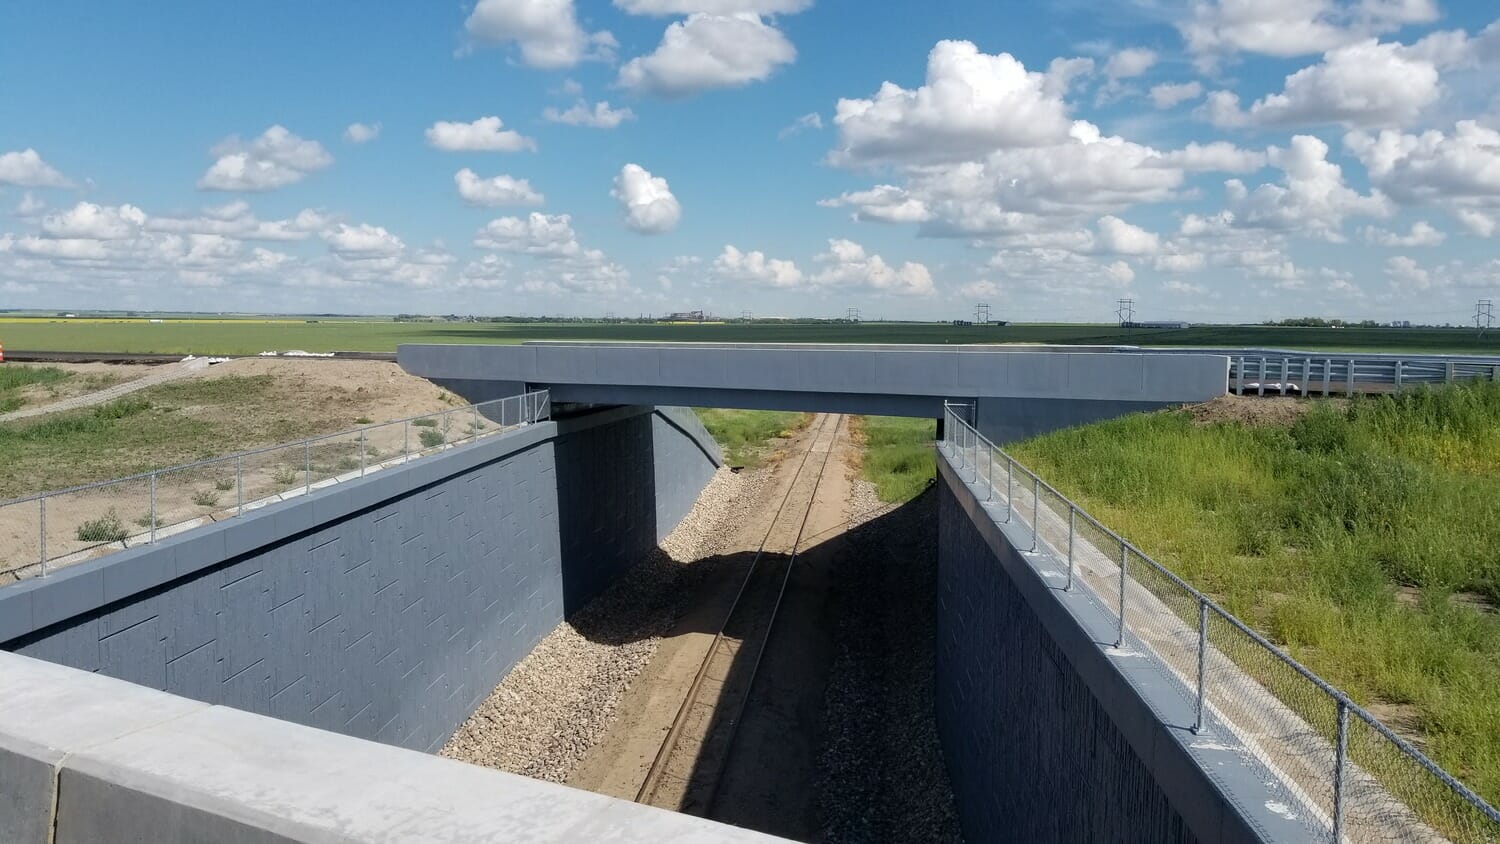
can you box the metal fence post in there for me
[305,441,311,494]
[1394,359,1404,393]
[359,430,367,477]
[473,404,481,439]
[403,420,410,460]
[149,472,157,544]
[1347,359,1356,397]
[1005,457,1014,523]
[1258,357,1267,396]
[1066,506,1075,591]
[1194,598,1208,734]
[1030,476,1039,552]
[236,455,244,516]
[1279,357,1290,396]
[39,497,47,575]
[1116,541,1127,648]
[1445,360,1455,383]
[985,439,994,502]
[1333,700,1349,842]
[1323,358,1332,397]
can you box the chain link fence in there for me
[941,404,1500,842]
[0,390,550,584]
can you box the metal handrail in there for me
[2,391,551,580]
[937,403,1500,838]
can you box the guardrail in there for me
[0,391,550,584]
[939,403,1500,843]
[1141,351,1500,397]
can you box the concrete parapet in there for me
[0,650,786,843]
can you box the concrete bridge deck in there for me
[399,342,1231,442]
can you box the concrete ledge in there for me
[0,651,784,843]
[937,455,1310,842]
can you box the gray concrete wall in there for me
[935,454,1308,843]
[0,650,787,844]
[0,406,719,756]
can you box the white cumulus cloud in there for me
[1105,48,1157,80]
[811,239,935,296]
[41,202,147,240]
[713,244,804,287]
[1095,215,1161,254]
[464,0,616,69]
[455,168,545,207]
[614,0,811,13]
[324,223,405,258]
[0,149,72,188]
[344,122,381,144]
[1203,39,1440,128]
[1179,0,1438,65]
[618,13,796,98]
[197,126,332,192]
[1360,221,1445,246]
[611,164,682,234]
[425,117,536,152]
[1223,135,1392,239]
[1150,81,1204,109]
[830,40,1074,166]
[542,100,635,129]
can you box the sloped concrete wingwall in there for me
[0,406,719,756]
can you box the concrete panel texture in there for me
[935,451,1311,843]
[0,650,787,843]
[398,342,1230,405]
[0,405,718,758]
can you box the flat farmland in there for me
[1,317,1498,355]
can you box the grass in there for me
[75,509,128,544]
[1010,381,1500,804]
[418,429,445,448]
[0,374,351,499]
[0,365,71,413]
[694,408,810,467]
[854,416,936,503]
[1,317,1498,355]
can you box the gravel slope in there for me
[441,466,758,782]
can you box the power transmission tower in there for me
[741,310,752,321]
[846,307,861,323]
[1477,299,1495,339]
[975,303,991,325]
[1116,298,1136,328]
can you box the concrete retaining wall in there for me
[0,406,719,756]
[0,650,784,844]
[935,453,1304,843]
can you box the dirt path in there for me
[0,358,212,422]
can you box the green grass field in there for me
[1011,382,1500,804]
[693,408,811,468]
[856,416,937,502]
[2,317,1499,355]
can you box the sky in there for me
[1,1,1498,323]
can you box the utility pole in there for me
[1116,298,1136,328]
[975,303,991,325]
[1477,299,1495,339]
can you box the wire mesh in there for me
[0,391,551,583]
[941,411,1500,842]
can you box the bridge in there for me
[398,341,1231,443]
[2,343,1496,843]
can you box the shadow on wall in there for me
[553,411,660,616]
[559,487,961,843]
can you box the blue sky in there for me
[1,1,1497,323]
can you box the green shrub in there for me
[191,490,219,507]
[355,416,373,425]
[412,418,438,427]
[271,466,298,486]
[214,478,234,491]
[76,509,129,543]
[419,429,445,448]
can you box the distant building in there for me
[1127,320,1190,329]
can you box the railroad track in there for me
[634,412,845,816]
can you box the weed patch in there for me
[76,509,129,543]
[855,416,936,503]
[694,408,810,467]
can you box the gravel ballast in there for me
[440,466,762,782]
[818,477,964,843]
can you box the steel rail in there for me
[634,413,843,810]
